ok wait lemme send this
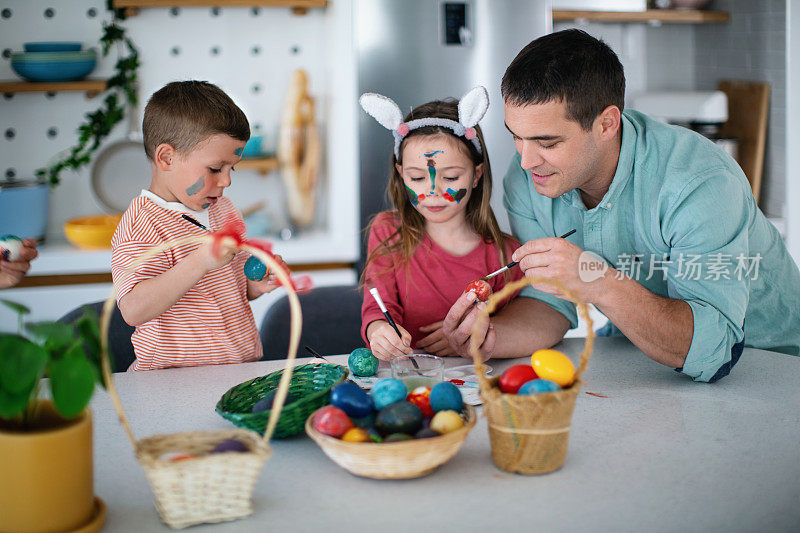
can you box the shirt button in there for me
[606,202,612,208]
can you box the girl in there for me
[359,87,523,361]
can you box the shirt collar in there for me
[559,112,636,212]
[140,189,211,228]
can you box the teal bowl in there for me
[11,57,97,82]
[24,42,82,53]
[11,50,96,62]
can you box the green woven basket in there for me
[216,363,348,438]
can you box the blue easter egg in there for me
[370,378,407,410]
[251,390,296,413]
[518,378,561,395]
[348,347,379,377]
[375,401,423,436]
[330,381,374,418]
[244,255,268,281]
[429,382,464,413]
[211,438,249,454]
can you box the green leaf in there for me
[25,322,74,355]
[49,344,95,418]
[0,335,48,394]
[0,299,31,316]
[0,387,32,419]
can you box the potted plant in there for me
[0,300,106,533]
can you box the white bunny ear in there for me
[359,93,404,131]
[458,86,489,128]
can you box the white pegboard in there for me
[0,0,358,262]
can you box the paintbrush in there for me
[368,287,420,369]
[181,214,210,232]
[304,345,331,364]
[481,229,577,282]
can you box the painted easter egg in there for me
[244,255,268,281]
[464,279,492,301]
[406,386,434,418]
[351,412,376,430]
[341,428,371,443]
[498,364,538,394]
[518,378,561,395]
[375,401,423,436]
[430,410,464,434]
[531,349,575,387]
[384,433,413,442]
[158,451,197,463]
[311,406,353,438]
[371,378,407,410]
[211,438,249,454]
[348,347,379,377]
[429,382,464,413]
[0,235,23,261]
[330,381,374,418]
[251,390,296,413]
[367,428,383,443]
[414,427,441,439]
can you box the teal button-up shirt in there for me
[503,109,800,382]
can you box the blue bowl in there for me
[24,42,82,53]
[11,58,97,82]
[242,135,264,158]
[0,182,50,240]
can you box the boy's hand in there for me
[247,254,287,299]
[416,320,456,356]
[366,320,412,361]
[193,240,236,273]
[0,239,38,289]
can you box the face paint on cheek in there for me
[186,176,204,196]
[405,184,425,206]
[234,147,243,157]
[444,188,467,203]
[201,202,211,209]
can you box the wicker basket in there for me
[216,363,348,438]
[100,237,303,529]
[469,277,594,475]
[305,405,476,479]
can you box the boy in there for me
[111,80,280,370]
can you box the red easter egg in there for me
[406,386,434,418]
[465,279,492,302]
[312,405,354,438]
[498,364,539,394]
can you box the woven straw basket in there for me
[100,236,302,529]
[306,405,477,479]
[469,277,595,475]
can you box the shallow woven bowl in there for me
[63,214,121,249]
[306,405,476,479]
[216,363,348,438]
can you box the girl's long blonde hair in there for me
[362,99,511,285]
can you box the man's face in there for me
[504,99,602,199]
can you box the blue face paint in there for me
[445,188,467,203]
[234,147,243,156]
[201,202,211,209]
[427,159,436,193]
[423,150,444,157]
[405,184,421,206]
[186,176,204,196]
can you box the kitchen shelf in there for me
[112,0,327,17]
[553,9,729,24]
[0,79,108,98]
[236,156,279,175]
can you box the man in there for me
[0,238,37,289]
[443,29,800,382]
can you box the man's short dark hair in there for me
[501,29,625,131]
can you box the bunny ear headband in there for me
[359,86,490,158]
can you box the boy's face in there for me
[396,134,482,226]
[151,134,246,211]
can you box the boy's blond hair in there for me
[142,80,250,160]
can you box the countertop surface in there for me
[90,337,800,532]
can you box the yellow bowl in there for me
[63,214,122,249]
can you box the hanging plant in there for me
[35,2,139,186]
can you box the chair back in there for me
[59,301,136,372]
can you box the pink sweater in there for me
[361,212,523,348]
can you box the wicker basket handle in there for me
[100,236,303,447]
[468,277,595,395]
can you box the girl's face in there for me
[396,134,482,226]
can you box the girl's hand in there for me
[247,254,287,299]
[193,240,236,273]
[0,239,38,289]
[417,320,457,356]
[366,320,412,361]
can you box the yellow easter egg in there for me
[531,349,575,387]
[430,410,464,434]
[341,428,371,443]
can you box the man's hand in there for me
[417,320,457,356]
[512,237,607,303]
[0,239,38,289]
[366,320,412,361]
[442,291,495,362]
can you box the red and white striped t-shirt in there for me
[111,195,262,371]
